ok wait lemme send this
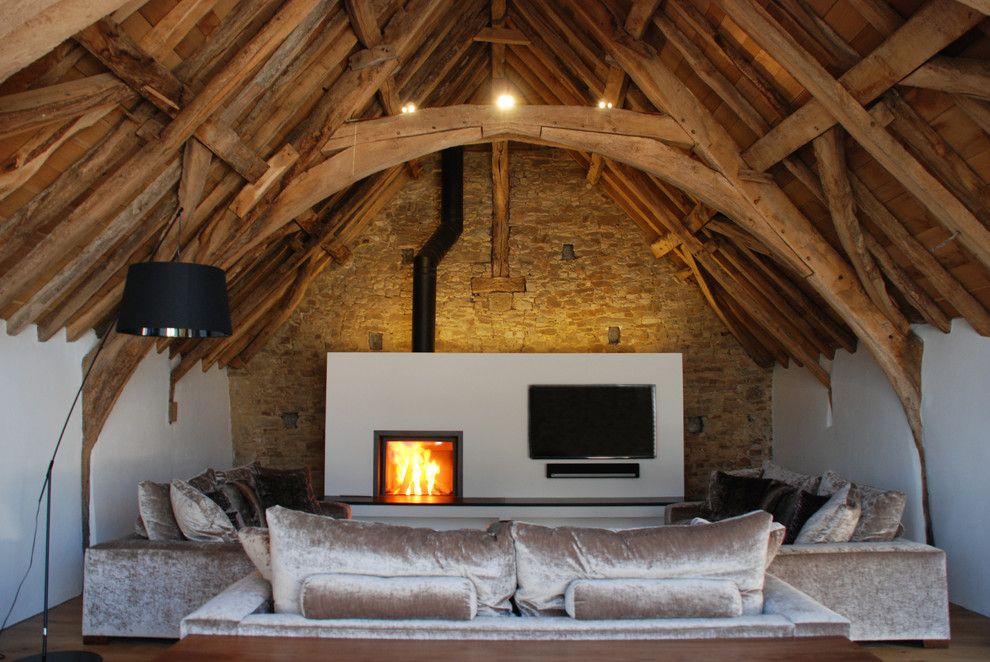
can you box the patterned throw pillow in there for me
[214,462,260,487]
[794,483,861,544]
[705,466,762,515]
[761,461,821,494]
[219,481,262,528]
[768,489,831,544]
[254,466,319,513]
[705,471,791,520]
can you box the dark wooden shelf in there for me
[325,495,684,506]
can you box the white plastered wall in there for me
[0,322,232,626]
[773,319,990,616]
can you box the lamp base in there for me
[16,652,102,662]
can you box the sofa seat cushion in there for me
[564,578,742,620]
[267,506,515,617]
[301,574,477,621]
[511,511,775,617]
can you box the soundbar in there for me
[546,463,640,479]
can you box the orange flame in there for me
[385,441,454,496]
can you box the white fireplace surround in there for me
[325,352,684,527]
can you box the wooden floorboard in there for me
[0,598,987,661]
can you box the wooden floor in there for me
[1,598,987,661]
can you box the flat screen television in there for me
[528,384,656,459]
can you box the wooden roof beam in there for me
[901,56,990,101]
[814,127,909,333]
[0,0,325,317]
[567,0,922,515]
[584,0,657,186]
[719,0,990,275]
[741,0,983,172]
[867,234,952,333]
[0,74,136,140]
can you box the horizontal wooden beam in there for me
[0,74,136,139]
[471,276,527,294]
[901,56,990,101]
[474,26,530,45]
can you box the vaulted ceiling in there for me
[1,0,989,471]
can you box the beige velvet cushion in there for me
[237,527,271,580]
[266,506,515,616]
[170,480,238,543]
[795,483,861,544]
[300,574,477,621]
[564,578,743,620]
[138,481,183,541]
[762,461,820,493]
[818,471,905,542]
[511,511,774,617]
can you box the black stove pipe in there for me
[412,147,463,352]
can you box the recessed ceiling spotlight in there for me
[598,100,613,109]
[496,93,516,110]
[401,103,416,114]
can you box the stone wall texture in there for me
[228,148,772,499]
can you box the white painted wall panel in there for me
[325,353,683,501]
[774,320,990,616]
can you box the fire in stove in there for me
[385,441,455,496]
[374,431,462,500]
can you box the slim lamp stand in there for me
[5,206,229,661]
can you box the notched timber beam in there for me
[474,27,530,45]
[0,74,135,139]
[740,0,983,172]
[229,144,300,217]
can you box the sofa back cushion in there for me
[564,578,743,620]
[267,506,515,616]
[511,511,774,617]
[301,574,477,621]
[137,481,184,541]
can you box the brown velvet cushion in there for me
[137,481,184,541]
[237,526,272,580]
[169,480,238,543]
[254,466,318,513]
[706,471,791,520]
[186,469,218,493]
[300,574,477,621]
[705,467,761,514]
[794,483,861,544]
[511,511,774,617]
[267,506,515,617]
[761,461,821,494]
[214,462,260,487]
[230,480,267,527]
[768,489,831,545]
[219,482,261,528]
[564,578,743,620]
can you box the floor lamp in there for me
[16,258,231,662]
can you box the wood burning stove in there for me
[373,430,462,500]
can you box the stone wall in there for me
[228,148,772,498]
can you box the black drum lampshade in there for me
[116,261,232,337]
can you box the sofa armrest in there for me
[768,540,949,642]
[763,574,849,637]
[181,572,272,638]
[664,501,704,525]
[313,500,352,519]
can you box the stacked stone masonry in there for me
[228,148,772,498]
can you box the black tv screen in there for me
[528,385,656,459]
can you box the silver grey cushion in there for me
[564,578,743,620]
[267,506,515,617]
[511,511,775,617]
[795,483,860,544]
[137,481,183,541]
[300,574,477,620]
[170,479,238,543]
[817,471,905,542]
[237,526,271,580]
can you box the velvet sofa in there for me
[181,507,850,641]
[664,481,949,644]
